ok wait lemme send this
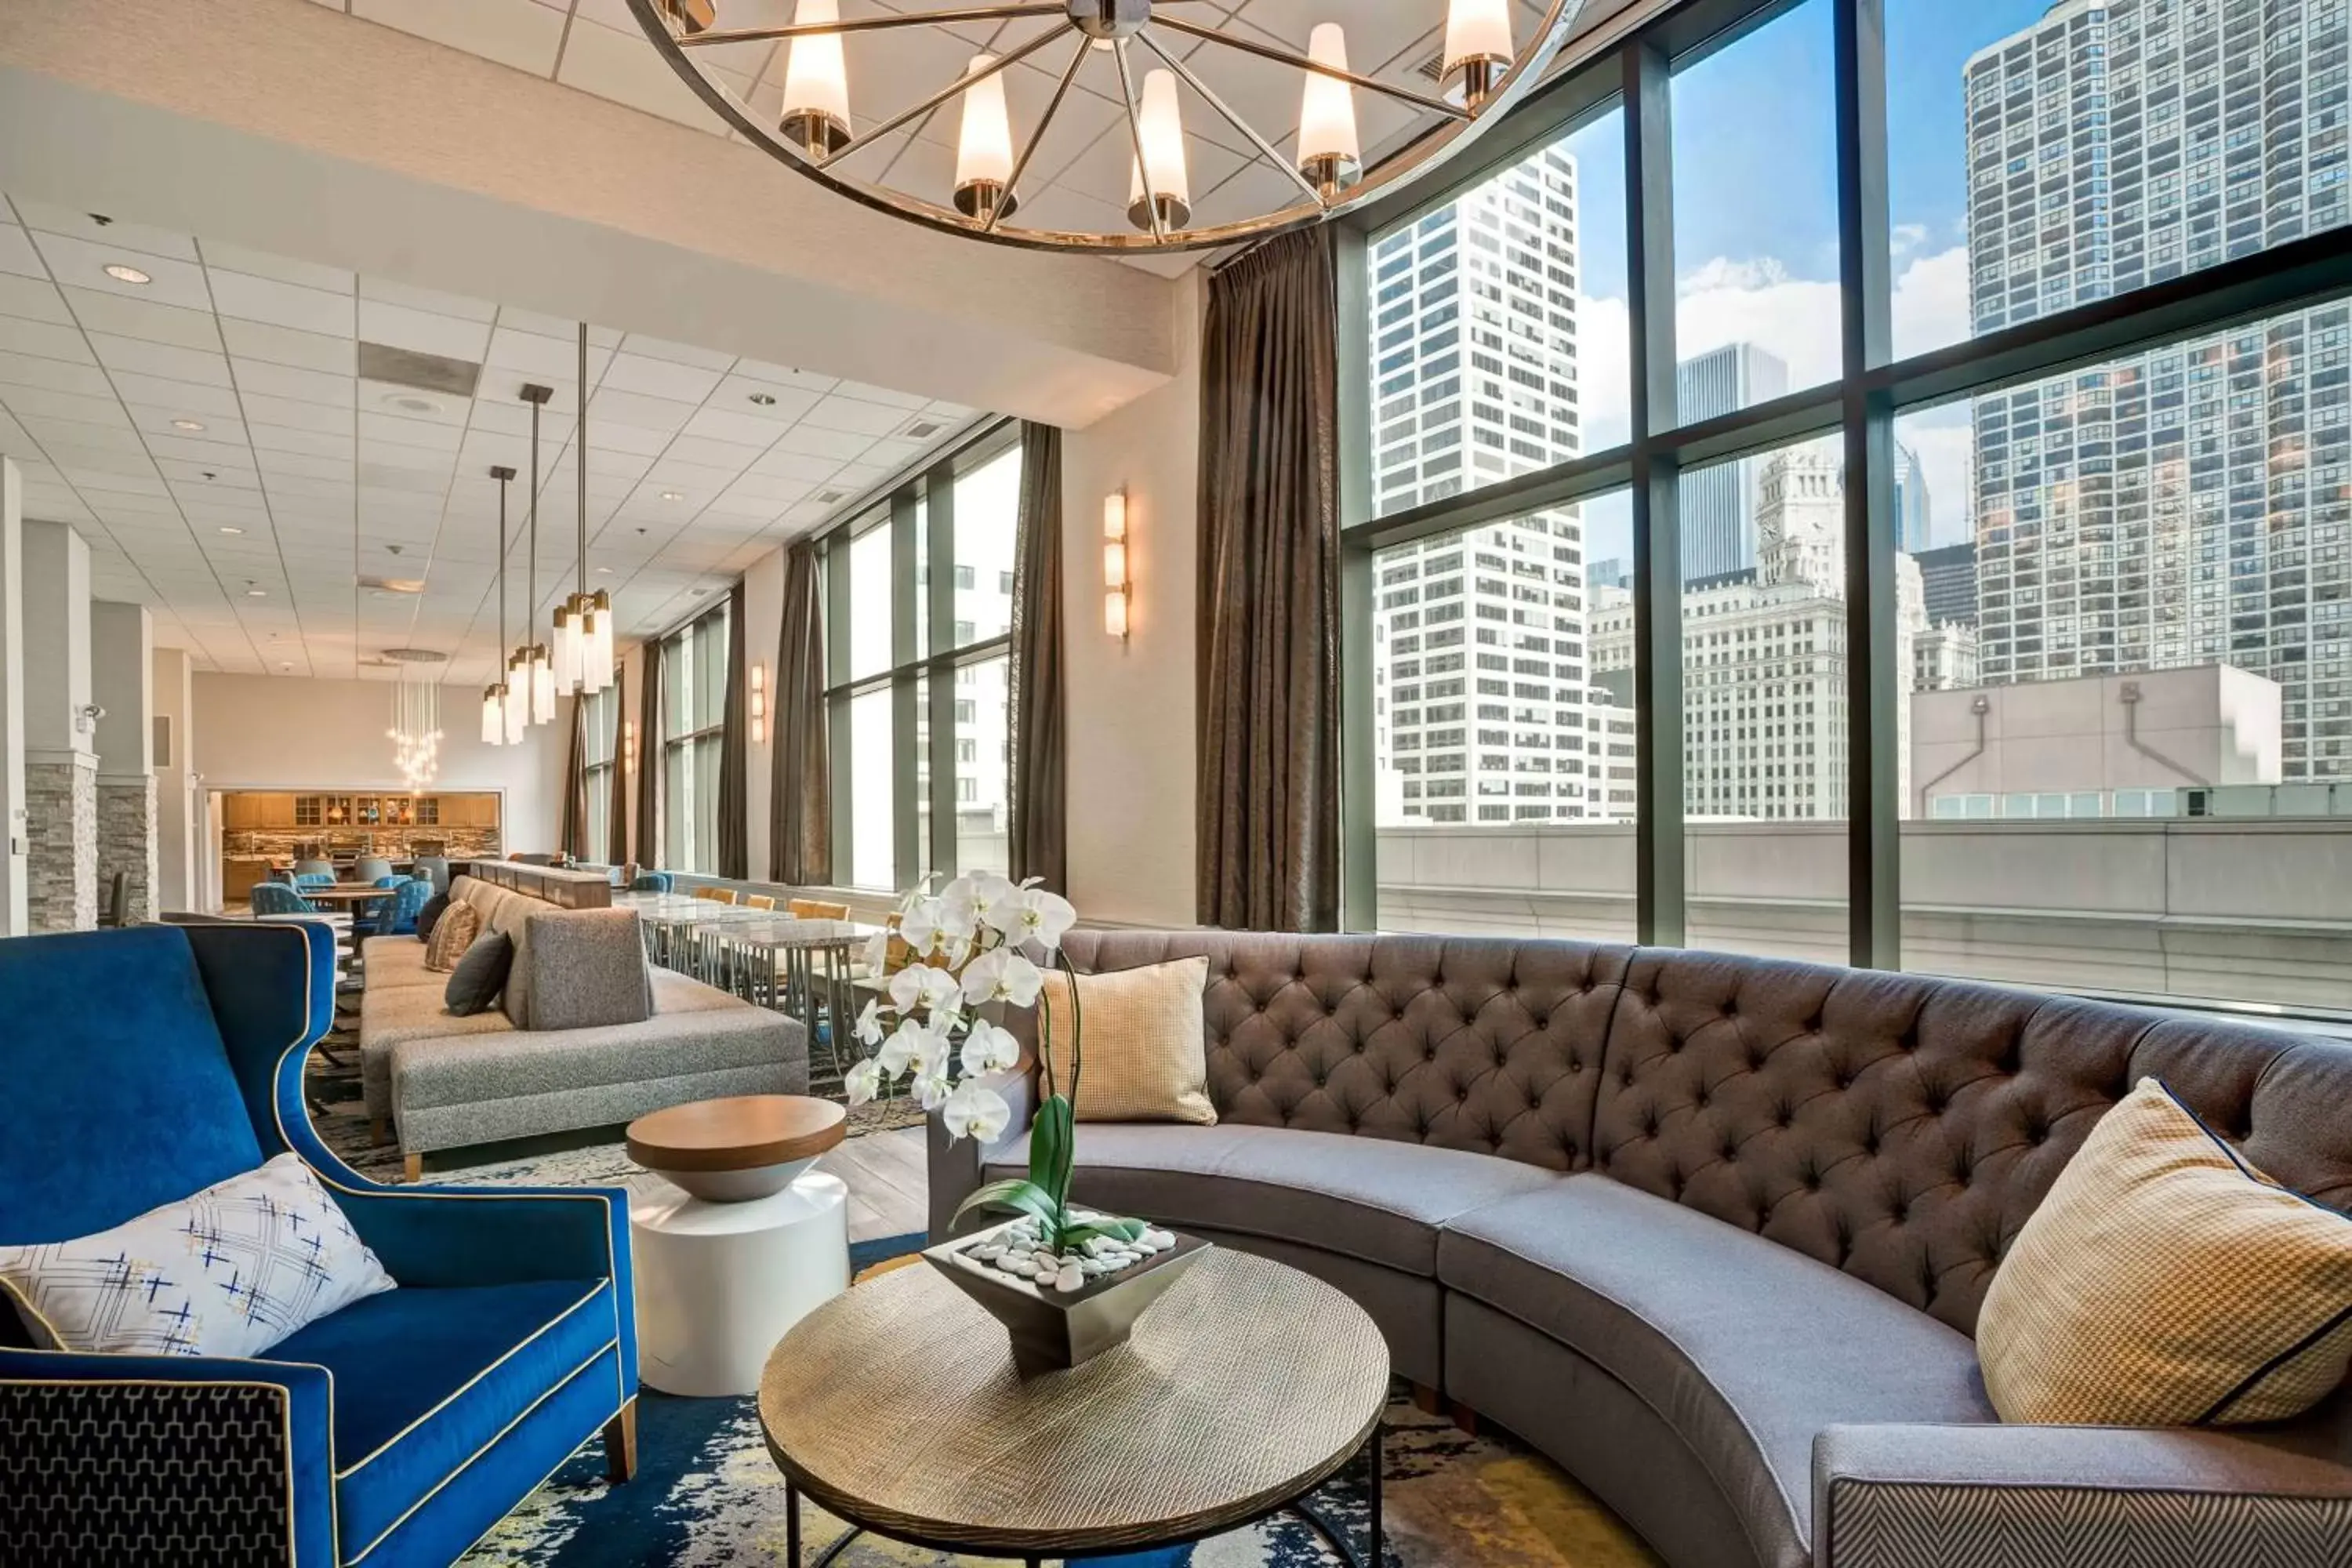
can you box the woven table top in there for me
[758,1247,1388,1554]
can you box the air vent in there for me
[815,489,846,504]
[1415,49,1445,83]
[358,342,482,399]
[904,419,945,440]
[380,647,448,664]
[358,575,426,594]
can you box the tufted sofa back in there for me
[1060,931,2352,1338]
[1058,930,1632,1171]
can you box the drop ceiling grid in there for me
[0,195,977,684]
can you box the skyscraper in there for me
[1915,542,1980,628]
[1675,343,1791,579]
[1371,143,1602,823]
[1967,0,2352,779]
[1893,441,1931,554]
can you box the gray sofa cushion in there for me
[521,908,653,1031]
[1439,1173,1993,1568]
[987,1122,1570,1276]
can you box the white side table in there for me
[631,1171,851,1397]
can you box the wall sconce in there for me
[624,718,637,775]
[1103,488,1131,642]
[750,663,768,744]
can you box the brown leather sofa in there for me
[928,931,2352,1568]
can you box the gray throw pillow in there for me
[415,890,450,942]
[444,931,514,1017]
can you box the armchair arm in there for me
[1813,1422,2352,1568]
[925,1061,1039,1242]
[0,1347,335,1566]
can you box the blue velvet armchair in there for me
[0,924,639,1565]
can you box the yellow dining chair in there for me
[788,898,850,921]
[743,895,777,910]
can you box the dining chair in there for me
[249,882,314,918]
[787,898,851,921]
[629,872,673,895]
[707,888,740,906]
[743,894,777,910]
[352,855,394,884]
[292,858,335,881]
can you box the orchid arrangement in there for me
[847,872,1149,1255]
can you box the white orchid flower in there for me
[959,947,1045,1008]
[1007,888,1077,950]
[960,1019,1022,1076]
[950,871,1018,931]
[913,1058,954,1112]
[844,1058,884,1107]
[888,963,962,1015]
[859,928,890,974]
[940,1079,1013,1144]
[877,1017,930,1077]
[854,997,887,1047]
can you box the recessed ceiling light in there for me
[661,490,685,502]
[748,392,777,407]
[218,525,245,535]
[245,588,267,598]
[172,418,206,432]
[103,263,152,285]
[595,565,614,575]
[382,392,443,416]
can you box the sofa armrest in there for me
[1813,1422,2352,1568]
[0,1348,336,1566]
[924,1062,1039,1242]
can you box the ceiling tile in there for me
[207,269,357,337]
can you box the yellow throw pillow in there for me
[1977,1076,2352,1426]
[1037,956,1216,1126]
[423,901,480,975]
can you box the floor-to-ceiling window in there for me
[582,684,618,862]
[662,604,728,873]
[1341,0,2352,1012]
[824,427,1019,892]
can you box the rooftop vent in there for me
[358,342,482,399]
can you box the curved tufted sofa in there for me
[927,931,2352,1568]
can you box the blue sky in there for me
[1538,0,2059,558]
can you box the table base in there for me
[783,1421,1383,1567]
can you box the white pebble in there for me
[1053,1265,1084,1293]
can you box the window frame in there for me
[820,419,1022,892]
[661,604,729,874]
[1332,0,2352,974]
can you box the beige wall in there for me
[1058,272,1206,928]
[153,646,197,911]
[191,672,568,854]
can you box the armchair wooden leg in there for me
[1410,1381,1443,1417]
[604,1400,638,1484]
[370,1114,390,1147]
[402,1152,423,1183]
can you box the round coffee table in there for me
[758,1248,1389,1566]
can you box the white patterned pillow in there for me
[0,1154,396,1357]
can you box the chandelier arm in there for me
[675,4,1061,47]
[818,26,1062,172]
[1150,15,1473,122]
[1110,38,1166,243]
[990,34,1093,235]
[1135,27,1327,210]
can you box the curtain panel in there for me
[635,637,665,867]
[607,659,630,867]
[717,579,750,879]
[1196,228,1343,933]
[560,694,590,861]
[771,539,832,887]
[1008,421,1067,893]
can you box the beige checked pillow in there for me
[1977,1076,2352,1426]
[1038,957,1216,1126]
[423,900,480,974]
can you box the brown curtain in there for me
[1197,228,1342,933]
[1008,422,1066,893]
[771,539,832,886]
[560,694,590,861]
[717,579,750,879]
[607,659,630,866]
[636,637,666,868]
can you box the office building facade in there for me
[1677,343,1792,580]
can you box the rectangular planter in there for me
[924,1218,1212,1379]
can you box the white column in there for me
[21,519,95,931]
[154,645,198,914]
[0,461,27,936]
[93,600,157,924]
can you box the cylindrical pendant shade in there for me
[1445,0,1514,70]
[1129,70,1191,211]
[956,55,1014,192]
[482,686,503,746]
[530,647,557,725]
[553,604,582,695]
[1299,24,1361,166]
[782,0,851,132]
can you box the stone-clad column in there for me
[93,600,157,925]
[22,520,95,932]
[0,462,27,937]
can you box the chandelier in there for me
[387,657,444,789]
[627,0,1580,253]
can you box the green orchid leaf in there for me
[950,1177,1060,1232]
[1029,1094,1076,1213]
[1058,1218,1149,1248]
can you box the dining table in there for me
[615,895,878,1076]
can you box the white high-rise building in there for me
[1371,143,1604,824]
[1968,0,2352,779]
[1677,343,1791,579]
[1593,445,1929,819]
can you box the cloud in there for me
[1576,292,1632,452]
[1892,222,1932,257]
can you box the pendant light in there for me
[484,464,517,746]
[517,383,557,728]
[1298,24,1362,201]
[953,53,1017,224]
[1127,67,1191,234]
[1443,0,1515,109]
[564,321,615,695]
[779,0,851,158]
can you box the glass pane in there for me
[1371,497,1638,940]
[664,742,690,871]
[953,448,1020,648]
[1897,297,2352,1009]
[1671,0,1838,426]
[848,514,894,681]
[913,673,933,886]
[1366,105,1627,520]
[848,688,895,891]
[694,733,722,875]
[1679,437,1849,960]
[956,655,1011,878]
[1889,0,2351,361]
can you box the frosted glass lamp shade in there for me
[1445,0,1515,70]
[481,686,503,746]
[1299,25,1361,166]
[781,0,851,144]
[553,604,582,695]
[1128,70,1191,221]
[956,56,1014,191]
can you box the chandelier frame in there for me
[624,0,1580,254]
